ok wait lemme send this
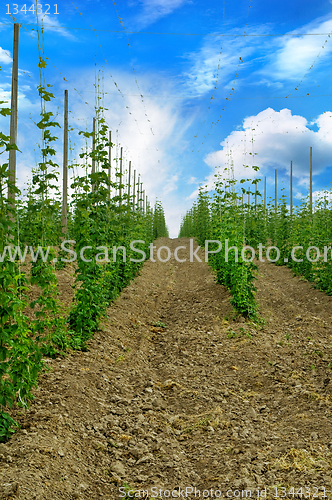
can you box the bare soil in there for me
[1,237,332,499]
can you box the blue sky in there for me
[1,0,332,236]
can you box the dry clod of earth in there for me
[1,238,332,499]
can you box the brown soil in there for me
[1,237,332,499]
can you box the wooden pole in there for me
[143,189,146,213]
[91,117,96,192]
[119,147,123,205]
[108,130,112,201]
[264,176,266,211]
[116,139,118,199]
[310,146,313,214]
[8,23,19,205]
[290,160,293,218]
[61,89,68,234]
[133,169,136,212]
[275,169,277,214]
[137,175,140,210]
[127,160,131,206]
[255,182,257,210]
[140,182,143,209]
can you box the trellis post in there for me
[119,147,123,205]
[264,176,266,211]
[137,175,140,210]
[310,147,313,214]
[8,23,19,206]
[108,130,112,201]
[61,89,68,234]
[127,160,131,207]
[275,169,277,214]
[133,169,136,211]
[91,117,96,192]
[290,161,293,218]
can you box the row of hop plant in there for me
[0,47,168,441]
[180,168,332,321]
[244,188,332,294]
[179,175,259,320]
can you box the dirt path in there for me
[1,238,332,499]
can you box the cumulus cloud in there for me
[313,189,332,202]
[203,107,332,189]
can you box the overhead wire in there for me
[71,3,157,155]
[194,0,253,154]
[1,21,332,37]
[246,30,332,137]
[18,12,160,162]
[191,0,226,154]
[241,32,332,147]
[201,25,332,179]
[10,14,144,167]
[5,16,140,177]
[111,0,155,137]
[5,84,332,102]
[4,13,332,187]
[6,14,96,115]
[285,32,332,98]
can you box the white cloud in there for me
[38,14,76,39]
[187,187,199,200]
[96,73,191,237]
[0,47,12,64]
[180,21,295,97]
[182,15,332,97]
[0,83,11,102]
[182,34,257,96]
[163,174,179,194]
[261,17,332,81]
[204,107,332,190]
[133,0,188,28]
[6,66,193,237]
[293,189,332,204]
[313,189,332,203]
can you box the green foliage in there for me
[0,40,168,441]
[68,116,159,343]
[153,201,169,238]
[0,93,44,439]
[179,179,258,319]
[0,412,20,442]
[120,483,135,500]
[152,321,167,328]
[251,189,332,294]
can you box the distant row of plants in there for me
[179,176,259,319]
[179,169,332,318]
